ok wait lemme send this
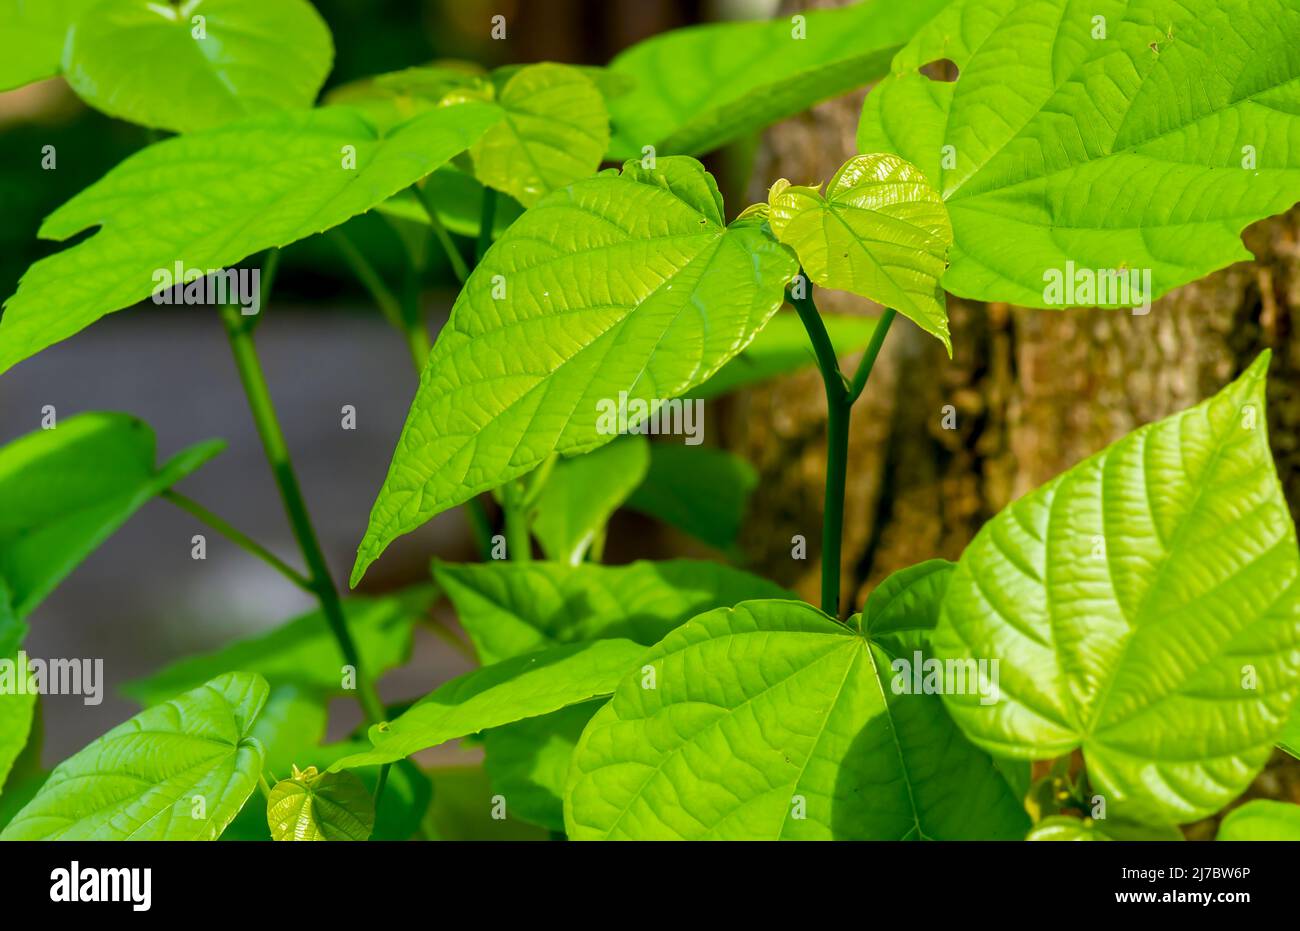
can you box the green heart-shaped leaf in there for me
[452,62,610,207]
[267,765,374,841]
[0,104,501,375]
[329,639,646,771]
[0,0,99,91]
[566,569,1029,840]
[606,0,952,158]
[0,412,222,619]
[857,0,1300,308]
[433,558,791,665]
[63,0,333,133]
[933,352,1300,823]
[352,156,798,584]
[767,154,952,352]
[1,672,269,840]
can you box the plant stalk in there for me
[412,183,469,284]
[161,489,314,594]
[500,481,532,562]
[218,301,384,725]
[789,281,897,618]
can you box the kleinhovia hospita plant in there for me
[1,0,1300,864]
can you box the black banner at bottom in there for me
[0,840,1289,917]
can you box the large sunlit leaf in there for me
[625,443,757,551]
[0,0,99,91]
[329,639,646,771]
[692,310,878,400]
[0,672,268,840]
[1217,800,1300,840]
[63,0,332,133]
[448,62,610,207]
[857,0,1300,308]
[933,352,1300,823]
[267,765,374,842]
[0,412,222,619]
[352,157,798,584]
[122,587,436,705]
[434,558,791,665]
[0,103,501,375]
[566,567,1029,840]
[606,0,952,158]
[767,154,952,352]
[532,437,649,565]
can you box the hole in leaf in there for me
[919,59,959,82]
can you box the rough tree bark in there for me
[724,0,1300,826]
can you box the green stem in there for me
[330,229,430,371]
[476,187,497,262]
[374,763,391,808]
[500,481,532,562]
[258,773,273,801]
[161,489,314,594]
[218,301,384,725]
[847,308,897,402]
[790,282,900,617]
[412,184,469,284]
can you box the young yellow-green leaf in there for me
[625,443,757,551]
[0,0,99,91]
[768,154,952,352]
[857,0,1300,309]
[0,672,269,840]
[0,104,501,375]
[933,352,1300,824]
[267,765,374,841]
[692,310,878,399]
[606,0,952,158]
[352,157,798,584]
[566,569,1029,840]
[434,558,791,665]
[0,413,222,619]
[329,639,646,772]
[532,437,650,565]
[63,0,333,133]
[1217,800,1300,841]
[483,700,602,833]
[122,587,436,705]
[451,62,610,207]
